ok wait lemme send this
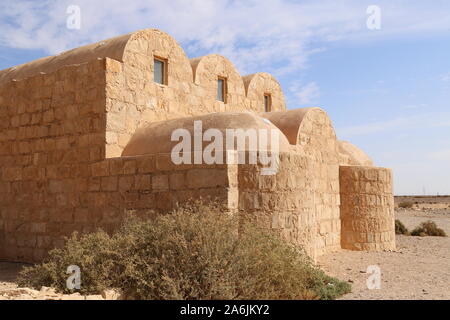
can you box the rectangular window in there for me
[217,77,227,103]
[264,93,272,112]
[154,57,168,85]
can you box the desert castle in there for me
[0,29,395,262]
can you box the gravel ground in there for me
[317,208,450,300]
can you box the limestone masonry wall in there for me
[295,108,341,256]
[102,30,286,158]
[0,28,395,262]
[0,59,108,261]
[339,166,395,251]
[238,152,322,259]
[1,151,236,262]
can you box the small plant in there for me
[17,204,351,300]
[398,201,413,209]
[410,220,447,237]
[395,220,409,235]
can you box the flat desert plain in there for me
[318,195,450,300]
[1,196,449,300]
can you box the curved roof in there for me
[0,28,189,85]
[190,54,244,86]
[242,72,280,95]
[242,72,286,111]
[0,33,132,85]
[122,112,290,156]
[261,108,316,144]
[261,107,337,145]
[338,140,374,166]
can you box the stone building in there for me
[0,29,395,262]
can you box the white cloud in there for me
[1,0,450,76]
[289,81,320,105]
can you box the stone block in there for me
[152,175,169,191]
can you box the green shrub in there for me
[18,205,350,300]
[398,201,413,209]
[410,220,447,237]
[395,220,409,235]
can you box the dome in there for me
[122,112,290,157]
[338,140,374,166]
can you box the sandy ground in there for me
[0,263,107,300]
[1,197,449,300]
[318,206,450,300]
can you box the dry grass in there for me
[395,219,409,235]
[398,202,414,209]
[410,220,447,237]
[17,204,350,300]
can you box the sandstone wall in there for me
[297,109,341,256]
[0,151,237,262]
[258,108,341,257]
[237,150,339,260]
[237,152,317,258]
[0,59,108,261]
[191,54,247,111]
[0,29,287,159]
[0,55,238,262]
[243,73,286,112]
[0,28,396,263]
[100,30,287,157]
[339,166,396,251]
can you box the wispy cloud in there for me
[337,112,450,138]
[1,0,450,76]
[441,72,450,82]
[289,81,320,105]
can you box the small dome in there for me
[338,140,374,166]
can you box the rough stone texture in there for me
[243,73,286,112]
[295,108,342,256]
[0,151,236,262]
[339,166,396,251]
[102,31,288,157]
[0,28,395,262]
[244,108,342,259]
[237,152,319,258]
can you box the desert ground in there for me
[318,196,450,300]
[1,196,449,300]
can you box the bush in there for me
[18,205,351,300]
[410,220,447,237]
[395,220,409,235]
[398,201,413,209]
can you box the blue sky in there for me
[1,0,450,195]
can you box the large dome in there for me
[122,112,290,157]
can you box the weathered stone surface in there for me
[339,166,396,251]
[0,28,394,264]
